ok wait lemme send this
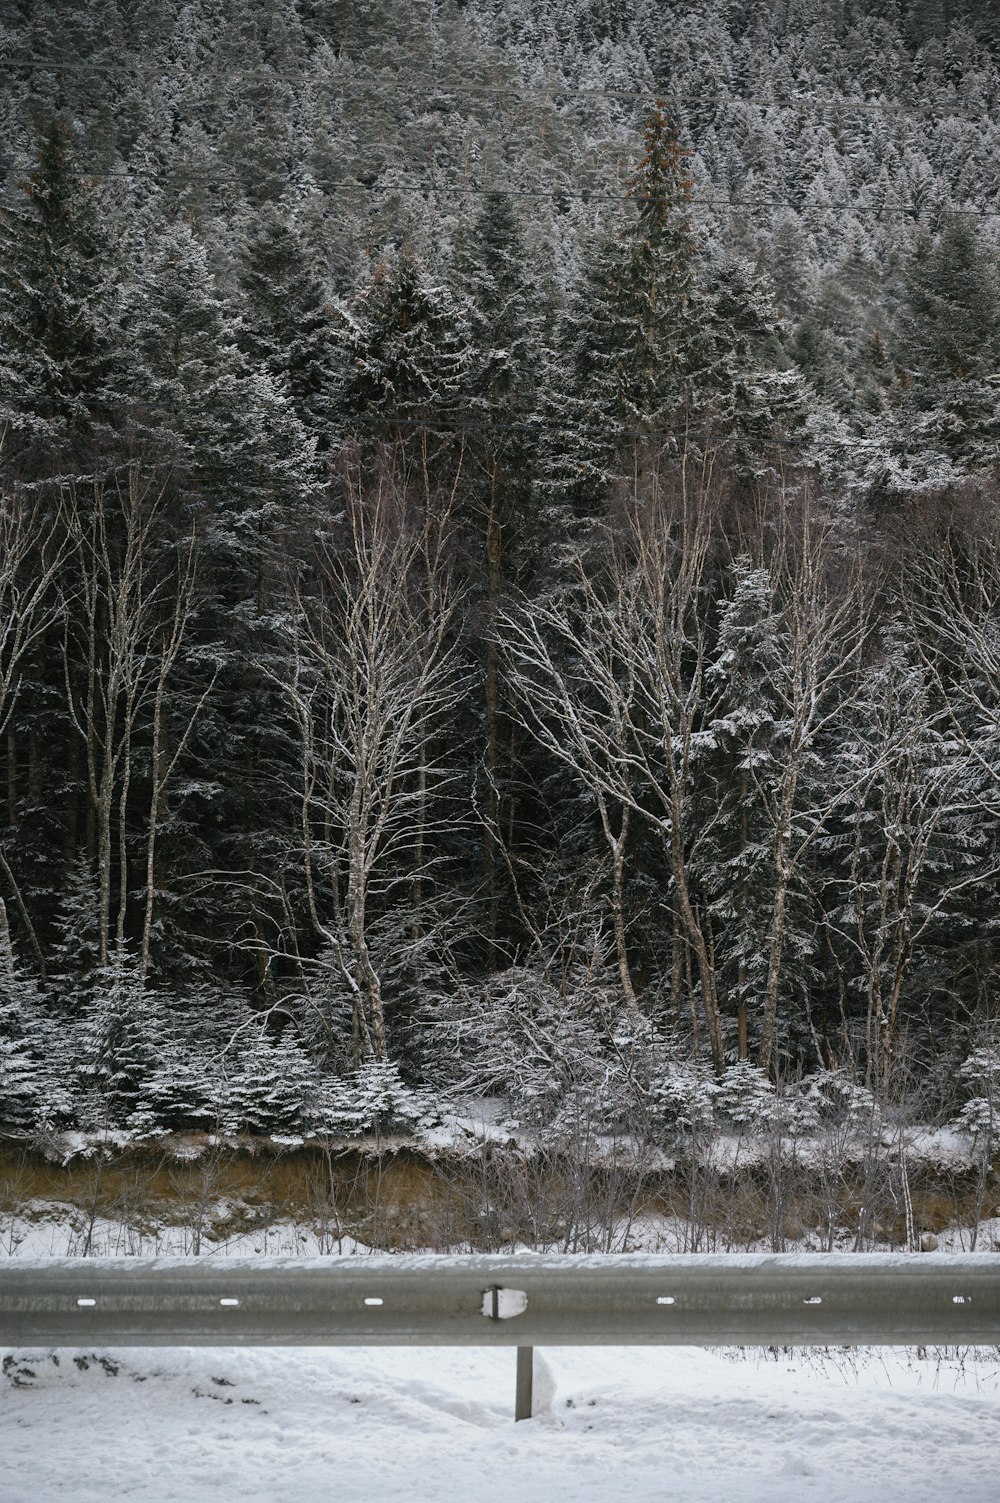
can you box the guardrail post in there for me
[515,1345,533,1421]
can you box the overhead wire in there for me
[2,51,997,217]
[0,53,994,122]
[34,167,1000,220]
[34,396,744,446]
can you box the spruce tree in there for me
[127,220,314,990]
[222,1025,320,1136]
[341,245,473,439]
[451,192,544,956]
[0,962,46,1133]
[539,105,709,520]
[698,559,815,1061]
[894,217,1000,475]
[237,199,341,469]
[76,959,162,1131]
[703,256,809,476]
[0,116,125,486]
[129,219,315,526]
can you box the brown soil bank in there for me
[1,1135,998,1252]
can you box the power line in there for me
[40,164,1000,220]
[330,180,1000,219]
[19,396,781,447]
[0,54,994,123]
[4,53,995,218]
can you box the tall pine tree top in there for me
[0,117,124,484]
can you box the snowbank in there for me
[2,1340,998,1503]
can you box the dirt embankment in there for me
[1,1134,998,1252]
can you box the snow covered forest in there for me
[1,0,999,1159]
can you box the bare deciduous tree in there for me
[0,490,67,978]
[283,481,467,1063]
[746,510,870,1074]
[502,476,875,1077]
[61,473,202,979]
[500,469,726,1064]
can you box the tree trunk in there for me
[483,490,502,963]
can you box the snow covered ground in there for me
[5,1203,1000,1259]
[2,1339,999,1503]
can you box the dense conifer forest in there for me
[1,0,999,1154]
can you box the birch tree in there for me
[60,473,201,981]
[747,511,871,1075]
[284,483,467,1063]
[500,473,726,1065]
[502,482,873,1077]
[828,627,988,1088]
[0,490,67,979]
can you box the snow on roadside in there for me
[4,1205,1000,1259]
[2,1341,998,1503]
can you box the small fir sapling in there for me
[322,1059,439,1138]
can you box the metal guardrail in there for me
[3,1252,999,1419]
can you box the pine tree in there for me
[894,217,1000,475]
[340,245,474,451]
[237,199,341,468]
[535,234,631,520]
[0,116,125,485]
[539,105,709,519]
[452,193,540,427]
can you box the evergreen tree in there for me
[75,959,162,1131]
[0,116,125,485]
[214,0,307,203]
[703,256,808,474]
[0,964,46,1133]
[614,103,704,430]
[127,221,314,990]
[452,192,540,428]
[222,1025,320,1136]
[893,217,1000,475]
[340,245,474,444]
[539,105,710,518]
[697,559,815,1061]
[49,855,104,1008]
[451,192,545,956]
[129,219,315,531]
[237,199,341,469]
[324,1057,436,1137]
[699,561,786,1057]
